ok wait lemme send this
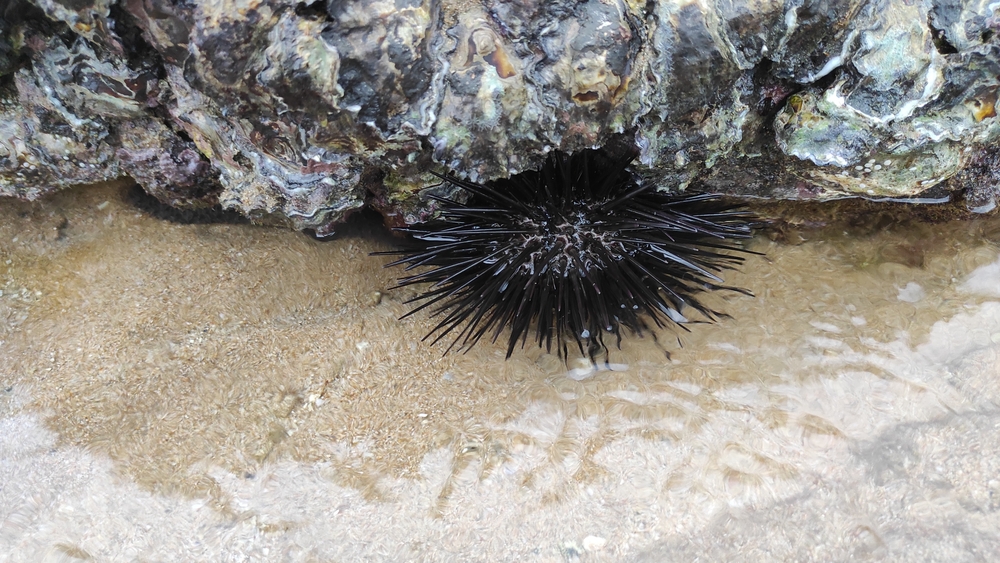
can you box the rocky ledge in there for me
[1,0,999,234]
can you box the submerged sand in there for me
[2,182,1000,561]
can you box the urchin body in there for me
[381,148,755,361]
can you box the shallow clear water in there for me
[2,182,1000,561]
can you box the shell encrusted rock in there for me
[2,1,1000,232]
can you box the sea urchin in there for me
[380,148,756,362]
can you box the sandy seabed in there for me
[2,182,1000,562]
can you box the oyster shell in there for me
[2,0,999,231]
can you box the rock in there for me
[1,0,999,234]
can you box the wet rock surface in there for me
[1,0,999,233]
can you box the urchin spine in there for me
[379,148,756,361]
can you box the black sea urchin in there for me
[380,148,756,361]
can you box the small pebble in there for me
[583,536,607,551]
[560,542,582,559]
[567,357,595,380]
[897,282,925,303]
